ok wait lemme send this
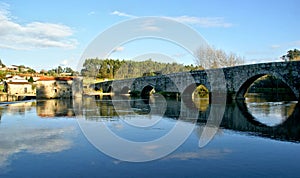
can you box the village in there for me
[0,63,83,102]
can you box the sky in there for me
[0,0,299,71]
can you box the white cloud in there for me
[292,40,300,46]
[60,59,69,66]
[111,10,233,28]
[164,149,232,160]
[271,44,281,49]
[166,16,233,28]
[0,4,78,50]
[112,46,125,53]
[138,19,161,32]
[0,125,75,169]
[270,40,300,50]
[88,11,96,16]
[111,10,136,18]
[172,53,188,58]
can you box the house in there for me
[4,75,35,95]
[7,65,19,72]
[36,76,82,99]
[0,66,6,71]
[4,81,35,95]
[18,74,40,82]
[5,75,28,83]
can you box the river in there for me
[0,94,299,177]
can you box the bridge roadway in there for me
[93,61,300,102]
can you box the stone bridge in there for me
[93,61,300,102]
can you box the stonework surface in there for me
[94,61,300,101]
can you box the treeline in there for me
[42,66,78,76]
[81,58,203,79]
[248,75,293,93]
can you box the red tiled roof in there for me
[37,76,55,81]
[7,82,30,85]
[38,76,74,81]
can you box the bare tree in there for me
[195,46,244,69]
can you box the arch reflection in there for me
[79,96,299,143]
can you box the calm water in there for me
[0,95,299,177]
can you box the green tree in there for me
[27,68,36,74]
[0,59,5,68]
[0,71,6,80]
[82,58,202,79]
[282,49,300,61]
[64,67,74,73]
[57,66,63,74]
[81,58,103,77]
[28,76,34,83]
[40,69,47,74]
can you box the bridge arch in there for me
[141,85,155,98]
[182,83,210,108]
[107,86,113,93]
[235,72,298,100]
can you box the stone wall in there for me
[36,80,73,99]
[7,83,35,95]
[0,94,23,102]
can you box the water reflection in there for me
[0,96,299,164]
[79,95,299,143]
[0,102,35,115]
[18,95,297,144]
[0,101,77,170]
[164,148,232,160]
[245,93,297,126]
[0,95,299,176]
[37,100,75,117]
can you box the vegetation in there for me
[81,58,203,79]
[46,66,77,76]
[248,75,293,94]
[281,49,300,61]
[81,59,123,79]
[0,59,77,82]
[195,46,244,69]
[0,71,6,81]
[28,76,34,83]
[0,59,6,68]
[193,85,209,98]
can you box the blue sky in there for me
[0,0,299,71]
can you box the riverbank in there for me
[0,93,36,102]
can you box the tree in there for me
[27,68,36,74]
[0,71,6,80]
[57,66,63,74]
[81,58,103,78]
[28,76,34,83]
[184,64,204,71]
[40,69,47,74]
[195,46,244,69]
[0,59,5,68]
[64,67,74,73]
[281,49,300,61]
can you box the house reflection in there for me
[1,102,35,115]
[36,100,75,117]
